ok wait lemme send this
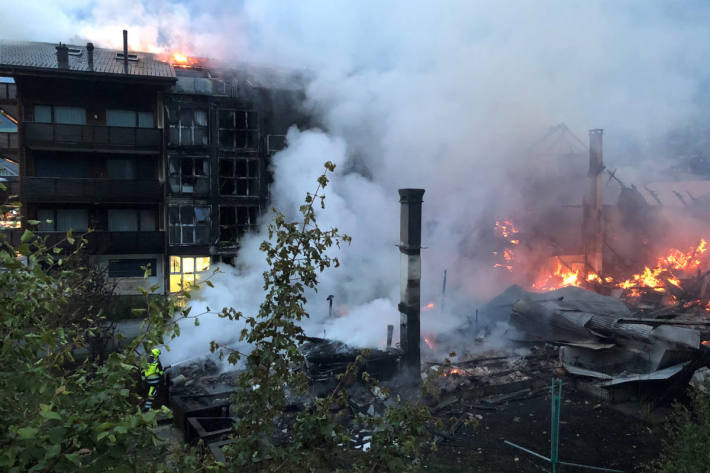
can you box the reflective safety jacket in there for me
[143,355,163,380]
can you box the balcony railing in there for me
[23,177,162,203]
[0,132,18,150]
[23,122,162,152]
[2,229,164,254]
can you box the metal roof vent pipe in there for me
[86,42,94,70]
[56,42,69,69]
[398,188,425,384]
[122,29,128,73]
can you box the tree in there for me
[651,384,710,473]
[207,163,434,472]
[0,182,213,473]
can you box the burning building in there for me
[0,32,307,302]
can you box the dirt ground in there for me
[425,386,664,473]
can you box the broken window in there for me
[219,156,259,196]
[168,107,208,146]
[219,205,259,245]
[169,255,210,292]
[106,109,154,128]
[168,155,209,194]
[168,205,210,245]
[218,110,258,149]
[107,209,155,231]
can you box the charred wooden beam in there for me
[583,129,604,276]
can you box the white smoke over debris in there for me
[5,1,710,362]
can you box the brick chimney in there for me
[56,43,69,69]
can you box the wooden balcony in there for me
[23,177,162,203]
[23,122,162,154]
[2,229,164,254]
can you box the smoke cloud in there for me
[5,1,710,363]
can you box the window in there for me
[108,258,156,278]
[106,109,153,128]
[168,107,208,146]
[168,156,209,194]
[34,105,86,125]
[106,159,136,179]
[37,209,88,232]
[169,205,210,245]
[36,158,88,178]
[107,209,155,231]
[218,110,258,149]
[169,256,210,292]
[219,156,259,196]
[219,206,259,245]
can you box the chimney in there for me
[86,42,94,70]
[122,29,129,73]
[583,129,604,276]
[56,42,69,69]
[398,188,425,382]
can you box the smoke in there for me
[5,1,710,363]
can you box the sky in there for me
[3,1,710,361]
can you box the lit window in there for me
[169,256,210,292]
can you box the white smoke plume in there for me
[4,1,710,363]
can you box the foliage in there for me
[0,181,214,473]
[206,163,435,472]
[650,384,710,473]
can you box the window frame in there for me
[168,106,208,146]
[217,109,258,150]
[218,155,260,196]
[168,155,210,194]
[34,104,87,125]
[169,255,210,292]
[168,204,211,246]
[218,205,259,246]
[106,109,154,128]
[107,258,156,278]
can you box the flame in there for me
[172,52,189,64]
[493,219,520,272]
[702,340,710,347]
[422,302,435,311]
[443,367,469,377]
[424,337,435,350]
[617,239,708,293]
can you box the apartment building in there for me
[0,36,306,297]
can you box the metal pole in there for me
[386,324,394,349]
[551,378,562,473]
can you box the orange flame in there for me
[617,239,708,293]
[424,337,435,350]
[493,219,520,272]
[422,302,435,311]
[702,340,710,347]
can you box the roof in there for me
[639,180,710,207]
[0,40,176,82]
[529,123,587,157]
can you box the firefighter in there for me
[143,348,164,410]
